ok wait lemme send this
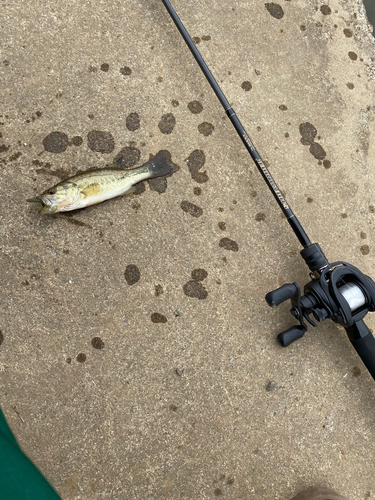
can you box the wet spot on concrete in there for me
[114,146,141,168]
[219,238,239,251]
[186,150,208,183]
[279,105,287,111]
[198,122,214,136]
[241,81,252,91]
[89,65,97,73]
[132,201,141,211]
[214,488,222,497]
[343,29,353,38]
[255,212,266,221]
[193,36,201,44]
[92,337,105,350]
[285,133,290,138]
[156,76,163,83]
[125,264,140,285]
[369,206,375,213]
[9,152,21,161]
[126,112,140,131]
[0,145,9,153]
[169,404,178,412]
[265,3,284,19]
[346,82,354,90]
[226,477,235,485]
[151,313,167,323]
[299,122,317,145]
[71,136,83,146]
[320,5,331,15]
[0,330,3,346]
[180,200,203,218]
[66,357,71,363]
[360,245,370,255]
[202,35,211,41]
[148,150,179,193]
[348,51,358,60]
[307,197,313,203]
[172,100,179,107]
[101,63,109,72]
[352,366,361,377]
[300,25,306,31]
[3,60,10,66]
[360,232,367,239]
[218,222,226,230]
[309,142,326,160]
[191,268,208,281]
[194,187,202,195]
[88,114,95,120]
[87,130,115,153]
[323,160,331,169]
[155,284,163,296]
[77,353,86,363]
[188,101,203,114]
[120,66,132,75]
[43,132,69,153]
[183,280,208,299]
[341,213,348,219]
[158,113,176,134]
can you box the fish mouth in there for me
[27,196,57,214]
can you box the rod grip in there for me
[346,321,375,380]
[265,283,298,307]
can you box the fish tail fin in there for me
[146,150,175,178]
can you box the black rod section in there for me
[161,0,312,249]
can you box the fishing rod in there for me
[161,0,375,380]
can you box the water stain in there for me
[265,3,284,19]
[172,100,179,107]
[191,268,208,281]
[43,132,69,153]
[91,337,105,350]
[307,197,313,203]
[186,150,208,183]
[241,81,252,91]
[198,122,214,136]
[125,264,141,285]
[113,146,141,168]
[194,187,202,195]
[0,145,10,153]
[360,232,367,239]
[156,76,163,83]
[126,112,140,131]
[158,113,176,134]
[100,63,109,72]
[193,36,201,44]
[66,357,71,363]
[202,35,211,41]
[255,212,266,221]
[180,200,203,218]
[76,353,86,363]
[0,330,3,346]
[346,82,354,89]
[219,238,239,251]
[87,130,115,153]
[183,280,208,299]
[310,142,326,160]
[218,222,226,230]
[226,477,235,485]
[71,136,83,146]
[155,284,163,296]
[360,245,370,255]
[151,313,167,323]
[352,366,361,377]
[120,66,132,75]
[148,150,179,194]
[89,65,97,73]
[188,101,203,114]
[343,29,353,38]
[279,105,287,111]
[320,5,331,15]
[9,152,21,161]
[348,51,358,60]
[214,488,222,497]
[169,404,178,412]
[323,160,331,169]
[299,122,317,145]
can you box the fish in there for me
[27,150,174,214]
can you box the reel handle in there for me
[277,325,306,347]
[265,283,298,307]
[346,321,375,380]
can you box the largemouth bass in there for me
[27,150,173,214]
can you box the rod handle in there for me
[346,320,375,380]
[265,283,298,307]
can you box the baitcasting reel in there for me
[266,243,375,379]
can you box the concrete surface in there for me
[1,0,375,499]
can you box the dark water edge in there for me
[363,0,375,35]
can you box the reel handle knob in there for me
[265,283,298,307]
[278,325,306,347]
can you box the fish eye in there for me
[48,189,56,195]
